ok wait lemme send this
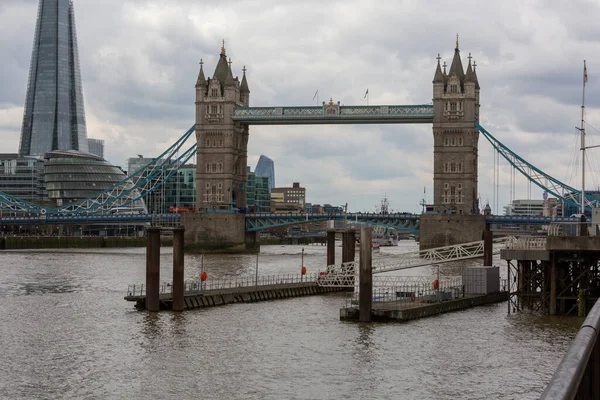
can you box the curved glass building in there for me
[255,155,275,190]
[19,0,88,156]
[44,150,145,211]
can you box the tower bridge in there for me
[0,37,592,251]
[186,37,482,251]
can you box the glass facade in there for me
[87,138,105,158]
[0,154,47,203]
[20,0,88,157]
[44,150,143,209]
[127,157,196,214]
[246,173,271,213]
[255,155,275,190]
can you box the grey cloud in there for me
[1,0,599,211]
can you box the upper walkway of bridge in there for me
[232,104,434,125]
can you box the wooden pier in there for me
[125,279,349,311]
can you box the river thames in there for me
[0,242,580,399]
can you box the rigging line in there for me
[493,150,496,214]
[584,120,600,135]
[496,149,500,215]
[584,125,600,189]
[565,128,581,187]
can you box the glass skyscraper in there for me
[255,155,275,190]
[19,0,88,157]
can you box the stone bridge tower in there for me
[432,37,480,215]
[195,42,250,211]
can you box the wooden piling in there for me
[327,230,335,266]
[342,231,351,264]
[550,253,557,315]
[359,226,372,322]
[146,227,161,312]
[483,224,493,267]
[172,227,185,312]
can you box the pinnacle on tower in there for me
[433,53,444,83]
[448,36,465,83]
[240,66,250,93]
[225,57,235,86]
[212,42,230,83]
[465,53,476,83]
[196,59,207,87]
[473,60,481,89]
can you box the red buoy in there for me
[200,271,207,282]
[433,279,439,290]
[301,266,307,275]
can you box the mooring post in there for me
[349,230,356,263]
[578,288,587,317]
[327,229,335,267]
[342,230,350,264]
[146,227,161,312]
[359,226,372,322]
[483,223,493,267]
[172,227,185,312]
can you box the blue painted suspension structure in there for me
[476,122,595,212]
[0,126,197,215]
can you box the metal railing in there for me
[548,222,593,237]
[126,273,318,297]
[541,299,600,399]
[344,277,464,311]
[504,236,547,250]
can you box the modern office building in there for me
[271,182,306,213]
[19,0,88,157]
[126,156,197,213]
[503,199,544,216]
[246,172,271,213]
[88,139,105,159]
[0,154,47,204]
[255,155,275,190]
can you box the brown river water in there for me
[0,242,580,399]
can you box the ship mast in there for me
[579,60,587,215]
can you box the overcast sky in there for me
[1,0,600,213]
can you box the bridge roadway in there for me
[0,212,579,230]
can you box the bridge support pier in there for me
[327,230,335,266]
[359,226,372,322]
[146,227,161,312]
[172,227,185,312]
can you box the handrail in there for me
[541,299,600,399]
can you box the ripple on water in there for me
[0,246,578,399]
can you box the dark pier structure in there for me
[502,235,600,316]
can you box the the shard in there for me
[19,0,88,157]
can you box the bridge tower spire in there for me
[195,42,249,211]
[432,38,481,215]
